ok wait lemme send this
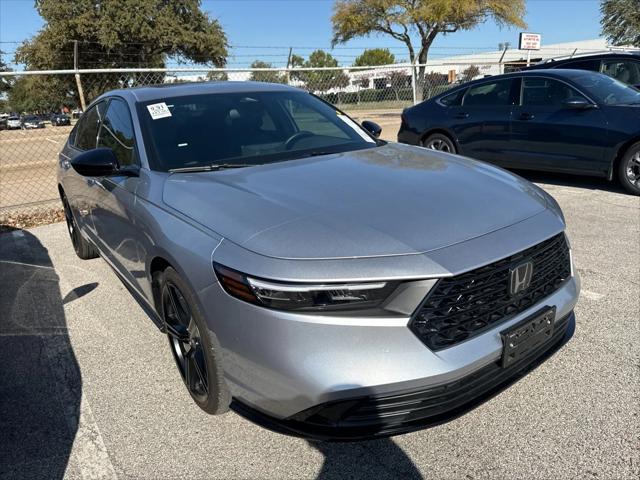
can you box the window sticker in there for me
[336,113,376,143]
[146,102,172,120]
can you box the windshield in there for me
[137,90,379,172]
[572,71,640,105]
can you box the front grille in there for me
[410,233,571,351]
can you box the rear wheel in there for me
[62,196,98,259]
[618,142,640,195]
[159,267,230,414]
[421,133,457,154]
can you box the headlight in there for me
[214,264,398,312]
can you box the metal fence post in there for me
[411,60,418,105]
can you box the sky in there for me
[0,0,604,68]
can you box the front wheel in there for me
[421,133,457,154]
[618,143,640,195]
[159,267,230,414]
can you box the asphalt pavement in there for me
[0,171,638,479]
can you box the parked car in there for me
[51,113,71,126]
[526,51,640,89]
[58,82,579,440]
[398,69,640,195]
[21,115,45,129]
[6,116,21,129]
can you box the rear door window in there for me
[463,80,514,106]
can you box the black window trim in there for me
[517,74,598,107]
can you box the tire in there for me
[618,142,640,195]
[62,196,99,260]
[421,133,457,154]
[158,267,230,415]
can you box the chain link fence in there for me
[0,50,629,222]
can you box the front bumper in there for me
[202,263,579,426]
[232,311,575,441]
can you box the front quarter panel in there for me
[131,169,223,307]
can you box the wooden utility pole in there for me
[73,40,87,111]
[285,47,293,84]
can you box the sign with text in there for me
[519,32,542,51]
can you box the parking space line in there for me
[0,259,55,270]
[581,290,605,301]
[45,138,60,144]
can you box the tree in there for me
[0,52,13,95]
[332,0,526,98]
[601,0,640,46]
[461,64,480,81]
[384,70,411,100]
[249,60,285,83]
[8,75,76,113]
[353,48,395,66]
[206,70,229,81]
[14,0,227,106]
[296,50,350,93]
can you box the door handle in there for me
[519,112,535,121]
[86,178,106,190]
[455,112,470,119]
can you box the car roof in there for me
[528,51,640,68]
[444,68,601,89]
[98,81,301,104]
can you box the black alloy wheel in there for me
[63,197,80,253]
[62,197,98,259]
[162,281,210,403]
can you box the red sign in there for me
[519,33,542,51]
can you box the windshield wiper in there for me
[168,163,252,173]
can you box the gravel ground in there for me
[0,171,638,480]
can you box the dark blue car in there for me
[398,69,640,195]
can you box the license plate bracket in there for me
[500,306,556,368]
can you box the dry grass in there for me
[0,207,64,233]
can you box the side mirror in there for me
[562,97,594,110]
[361,120,382,138]
[70,148,119,177]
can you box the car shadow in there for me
[0,228,82,479]
[309,438,423,479]
[511,169,627,194]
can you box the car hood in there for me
[162,143,550,260]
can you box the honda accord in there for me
[57,81,580,440]
[398,69,640,195]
